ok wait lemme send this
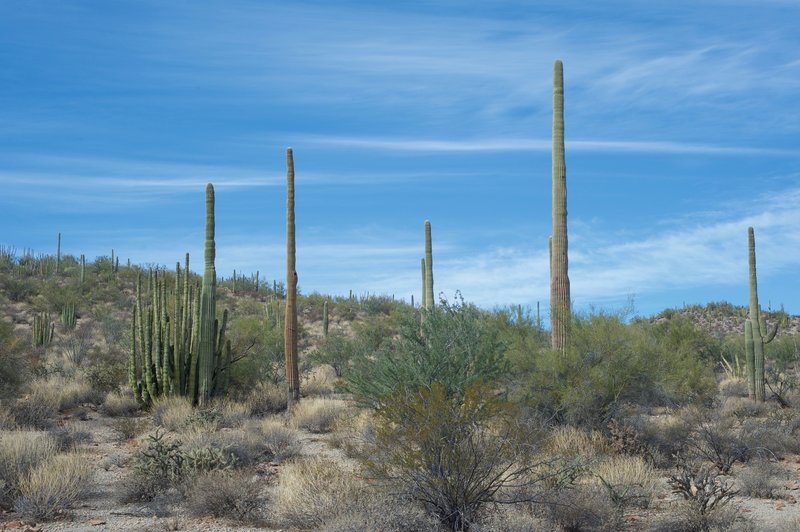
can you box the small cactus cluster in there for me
[32,311,54,347]
[129,185,230,406]
[745,227,778,402]
[61,303,77,330]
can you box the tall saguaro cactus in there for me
[745,227,777,401]
[197,183,218,406]
[56,233,61,274]
[285,148,300,407]
[550,59,571,352]
[424,220,434,310]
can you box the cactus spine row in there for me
[550,59,571,352]
[285,148,300,407]
[745,227,777,401]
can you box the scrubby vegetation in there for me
[1,242,799,530]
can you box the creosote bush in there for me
[184,470,263,522]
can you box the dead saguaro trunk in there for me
[550,59,571,352]
[284,148,300,408]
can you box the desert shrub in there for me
[29,375,101,411]
[686,418,750,473]
[12,383,60,429]
[184,470,263,522]
[272,456,364,528]
[719,378,748,399]
[226,313,285,388]
[291,397,349,433]
[244,382,287,415]
[101,390,140,417]
[152,396,193,431]
[360,294,398,317]
[542,484,622,531]
[346,297,506,408]
[181,426,265,468]
[0,431,58,508]
[544,425,610,460]
[85,351,127,394]
[14,452,92,520]
[321,490,440,532]
[665,459,740,531]
[328,409,376,460]
[0,276,36,302]
[370,382,545,531]
[739,417,800,457]
[111,417,149,440]
[718,396,769,422]
[260,419,302,462]
[0,320,27,399]
[301,364,338,395]
[121,430,184,502]
[49,423,92,451]
[736,459,784,499]
[309,332,362,378]
[591,454,658,509]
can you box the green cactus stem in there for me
[746,226,778,402]
[424,221,434,310]
[285,148,300,407]
[550,59,571,352]
[80,254,85,284]
[32,312,54,347]
[61,303,76,330]
[56,233,61,275]
[197,184,218,406]
[323,300,329,337]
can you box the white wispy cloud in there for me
[298,135,797,156]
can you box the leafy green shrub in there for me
[525,312,716,428]
[0,319,27,400]
[346,297,506,407]
[226,314,285,387]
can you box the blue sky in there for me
[1,1,799,317]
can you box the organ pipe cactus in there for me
[424,220,434,310]
[550,59,571,352]
[61,303,76,330]
[745,227,778,401]
[32,312,54,347]
[129,185,230,406]
[285,148,300,407]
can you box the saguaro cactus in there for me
[79,254,85,284]
[424,220,434,310]
[745,227,777,401]
[550,59,571,352]
[322,300,329,337]
[197,184,218,406]
[56,233,61,274]
[285,148,300,407]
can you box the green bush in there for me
[0,320,27,400]
[346,297,506,407]
[524,312,715,428]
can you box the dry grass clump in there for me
[736,459,785,499]
[301,364,338,396]
[591,454,659,509]
[259,419,301,462]
[0,430,58,507]
[245,382,287,415]
[719,377,749,398]
[101,390,139,417]
[544,425,610,460]
[111,417,149,440]
[542,484,622,532]
[321,490,439,532]
[184,470,263,522]
[328,409,376,460]
[152,396,193,431]
[14,452,92,519]
[180,425,265,468]
[272,456,364,528]
[718,396,770,421]
[30,375,101,411]
[12,385,59,428]
[215,399,252,428]
[291,397,349,433]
